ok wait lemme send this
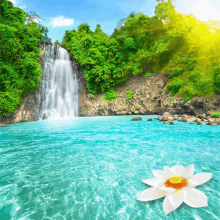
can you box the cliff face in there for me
[76,67,220,117]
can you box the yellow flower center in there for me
[165,176,188,190]
[169,176,182,184]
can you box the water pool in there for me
[0,115,219,220]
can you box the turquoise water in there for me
[0,115,220,220]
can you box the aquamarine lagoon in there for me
[0,116,220,220]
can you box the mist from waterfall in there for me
[39,45,79,120]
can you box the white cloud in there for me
[8,0,18,5]
[8,0,26,10]
[49,16,74,28]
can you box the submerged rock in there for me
[147,118,153,121]
[164,121,176,125]
[0,123,14,127]
[131,117,142,121]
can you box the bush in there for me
[104,89,116,101]
[88,93,94,98]
[126,91,134,99]
[187,58,196,71]
[214,73,220,92]
[145,72,152,77]
[177,56,196,71]
[169,69,183,78]
[0,91,21,116]
[182,96,190,104]
[188,71,202,83]
[167,78,182,96]
[211,112,220,118]
[196,78,214,96]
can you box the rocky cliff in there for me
[77,67,220,118]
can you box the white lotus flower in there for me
[137,165,212,215]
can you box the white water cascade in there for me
[39,45,79,120]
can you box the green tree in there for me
[0,0,46,116]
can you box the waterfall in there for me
[39,45,79,120]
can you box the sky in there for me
[8,0,220,43]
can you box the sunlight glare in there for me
[192,0,220,22]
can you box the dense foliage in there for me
[62,24,126,94]
[62,0,220,102]
[0,0,49,116]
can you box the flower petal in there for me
[136,187,167,201]
[163,196,178,215]
[164,166,174,178]
[188,173,212,187]
[183,188,208,208]
[142,178,165,188]
[182,164,194,178]
[170,165,185,176]
[159,185,176,193]
[166,190,184,210]
[153,170,167,178]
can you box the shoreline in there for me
[1,112,219,126]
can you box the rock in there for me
[169,121,176,125]
[147,118,153,121]
[207,120,219,126]
[164,121,170,124]
[173,115,179,120]
[157,112,174,121]
[0,123,14,127]
[164,121,176,125]
[197,113,206,119]
[131,117,142,121]
[194,118,202,123]
[197,121,206,125]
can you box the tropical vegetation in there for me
[0,0,50,116]
[62,0,220,104]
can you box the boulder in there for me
[147,118,153,121]
[197,121,206,125]
[207,120,219,126]
[179,115,197,123]
[131,117,142,121]
[207,118,218,125]
[194,118,202,123]
[173,115,179,120]
[164,121,176,125]
[157,112,174,121]
[169,121,177,125]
